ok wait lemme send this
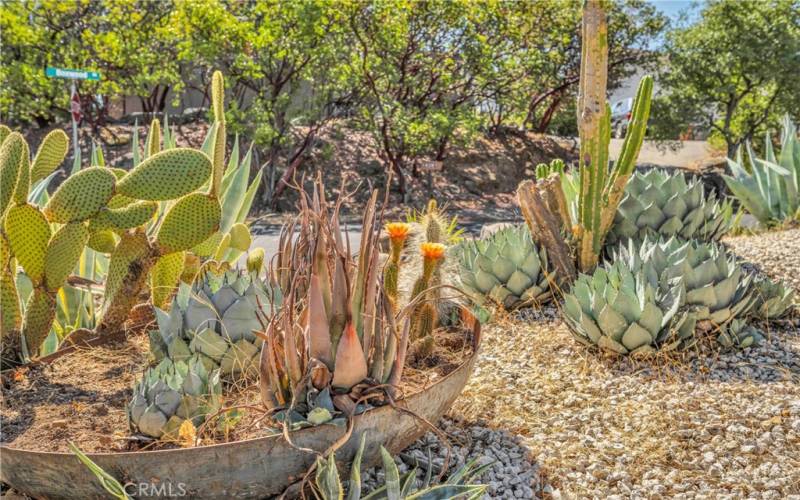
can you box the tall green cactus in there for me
[516,0,652,278]
[575,0,652,271]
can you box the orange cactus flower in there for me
[385,222,411,241]
[420,242,446,260]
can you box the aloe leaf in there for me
[235,166,263,224]
[28,170,59,206]
[381,447,401,500]
[68,442,131,499]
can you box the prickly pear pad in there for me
[116,149,212,201]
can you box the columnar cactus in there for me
[517,0,653,277]
[410,242,446,356]
[575,1,653,272]
[383,222,410,308]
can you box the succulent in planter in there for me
[563,260,696,355]
[259,179,453,422]
[149,270,281,378]
[0,72,257,365]
[750,276,796,320]
[128,357,222,439]
[611,236,756,325]
[458,224,557,310]
[605,169,733,247]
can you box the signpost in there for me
[45,67,101,169]
[417,159,443,195]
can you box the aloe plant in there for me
[724,115,800,225]
[260,179,405,413]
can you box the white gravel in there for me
[442,229,799,498]
[725,228,800,292]
[362,419,543,499]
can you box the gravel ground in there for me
[725,228,800,291]
[371,229,800,499]
[362,419,543,498]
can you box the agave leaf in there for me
[346,433,367,500]
[380,447,401,500]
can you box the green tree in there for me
[651,0,800,157]
[0,0,182,127]
[347,0,505,196]
[173,0,356,207]
[482,0,666,134]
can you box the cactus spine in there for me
[575,0,652,271]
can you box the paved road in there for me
[610,139,716,170]
[245,225,363,267]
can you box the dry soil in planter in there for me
[1,327,474,454]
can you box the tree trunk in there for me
[537,94,563,133]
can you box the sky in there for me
[647,0,702,23]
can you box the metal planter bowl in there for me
[1,324,480,499]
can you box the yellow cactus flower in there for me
[385,222,411,242]
[420,242,446,261]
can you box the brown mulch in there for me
[0,325,473,454]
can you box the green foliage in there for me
[723,115,800,225]
[649,0,800,157]
[0,0,182,125]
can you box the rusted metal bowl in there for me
[1,322,480,499]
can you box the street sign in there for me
[45,67,100,81]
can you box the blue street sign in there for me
[45,67,101,81]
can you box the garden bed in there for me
[1,327,475,454]
[450,228,800,498]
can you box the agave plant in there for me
[724,115,800,226]
[563,260,696,355]
[751,276,796,320]
[314,434,487,500]
[259,179,412,417]
[458,224,557,309]
[128,357,222,439]
[605,169,732,247]
[611,236,756,325]
[716,318,764,349]
[149,269,281,378]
